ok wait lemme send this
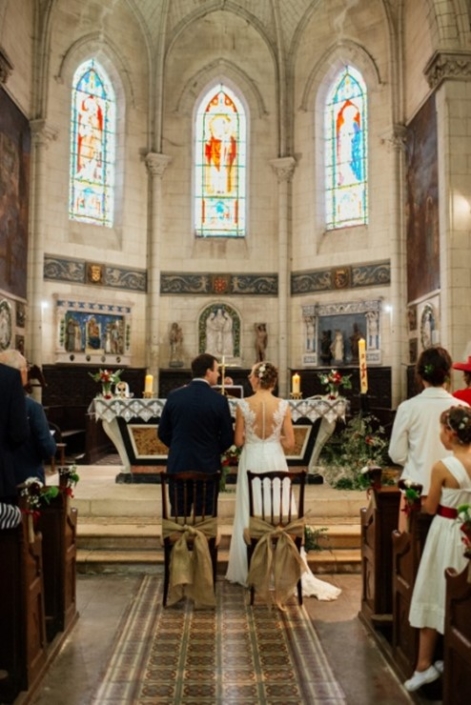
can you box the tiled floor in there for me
[24,572,420,705]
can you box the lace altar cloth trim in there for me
[91,396,347,424]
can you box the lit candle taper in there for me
[358,339,368,394]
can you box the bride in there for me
[225,361,341,600]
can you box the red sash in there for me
[437,504,458,519]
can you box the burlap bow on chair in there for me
[161,517,218,607]
[244,516,306,608]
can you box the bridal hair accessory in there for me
[257,364,267,379]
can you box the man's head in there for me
[191,353,220,385]
[0,349,28,387]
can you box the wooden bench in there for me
[44,405,87,460]
[0,516,47,703]
[443,558,471,705]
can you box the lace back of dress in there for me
[248,397,283,442]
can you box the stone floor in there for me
[21,571,425,705]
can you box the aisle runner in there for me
[92,576,346,704]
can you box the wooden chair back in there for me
[247,470,306,525]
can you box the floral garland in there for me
[20,477,60,522]
[59,464,80,498]
[457,504,471,549]
[398,478,423,519]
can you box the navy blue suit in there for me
[13,396,57,484]
[0,364,29,500]
[158,380,233,512]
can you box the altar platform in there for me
[55,464,369,575]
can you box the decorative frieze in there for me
[44,255,147,292]
[161,273,278,296]
[425,50,471,89]
[292,261,390,295]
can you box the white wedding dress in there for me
[225,398,341,600]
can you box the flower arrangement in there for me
[456,504,471,549]
[318,413,390,490]
[89,368,123,399]
[398,478,423,520]
[20,477,60,517]
[220,445,241,491]
[59,464,80,498]
[318,369,352,398]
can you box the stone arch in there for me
[199,302,241,359]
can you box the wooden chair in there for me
[246,470,307,606]
[160,472,221,606]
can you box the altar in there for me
[91,396,348,483]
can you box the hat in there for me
[452,356,471,372]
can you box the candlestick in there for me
[358,339,368,394]
[144,374,153,395]
[221,356,226,395]
[292,372,300,395]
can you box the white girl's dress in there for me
[225,398,341,600]
[409,456,471,633]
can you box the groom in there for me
[158,353,234,513]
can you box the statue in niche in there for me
[205,307,234,357]
[254,323,268,362]
[330,329,344,363]
[349,323,363,362]
[305,317,316,352]
[366,310,379,349]
[169,322,184,367]
[320,330,333,364]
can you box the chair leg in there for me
[163,545,171,606]
[297,579,303,606]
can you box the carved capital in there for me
[30,119,59,146]
[0,47,13,84]
[381,123,407,152]
[145,152,172,178]
[425,50,471,90]
[269,156,296,183]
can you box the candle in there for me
[292,373,300,395]
[144,374,153,395]
[358,339,368,394]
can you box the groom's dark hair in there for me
[191,353,218,379]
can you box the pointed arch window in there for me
[195,85,246,237]
[69,59,116,227]
[325,66,368,229]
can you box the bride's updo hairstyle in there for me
[441,406,471,445]
[254,361,278,390]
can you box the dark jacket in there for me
[158,380,233,474]
[0,364,29,499]
[13,396,57,484]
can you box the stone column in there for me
[28,119,58,378]
[387,124,407,407]
[145,152,171,394]
[269,156,296,397]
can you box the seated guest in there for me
[0,355,29,501]
[0,350,56,484]
[405,406,471,691]
[452,356,471,405]
[0,501,22,529]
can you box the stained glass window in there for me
[195,85,246,237]
[325,66,368,229]
[70,59,116,227]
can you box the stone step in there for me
[76,547,361,575]
[76,520,361,552]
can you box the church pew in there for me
[391,510,434,679]
[443,556,471,705]
[0,515,47,703]
[39,476,78,642]
[360,485,401,632]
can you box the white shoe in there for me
[434,660,444,674]
[404,665,439,692]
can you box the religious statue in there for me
[330,330,344,363]
[205,307,234,357]
[349,323,363,362]
[366,310,379,349]
[254,323,267,362]
[305,317,316,352]
[169,322,184,367]
[320,330,333,364]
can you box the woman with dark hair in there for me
[225,361,341,600]
[404,406,471,691]
[389,347,463,504]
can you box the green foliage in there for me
[304,525,329,552]
[319,413,391,490]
